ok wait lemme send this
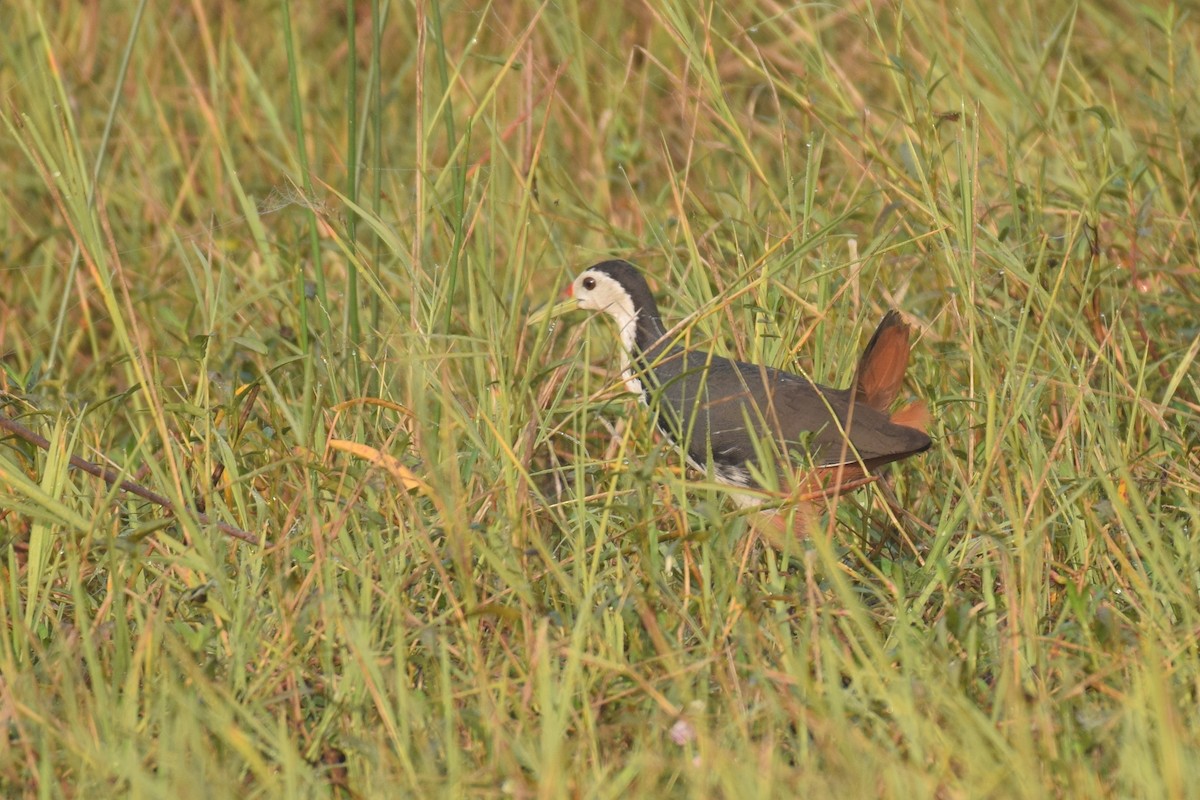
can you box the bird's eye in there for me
[581,277,596,291]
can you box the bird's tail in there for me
[854,310,914,413]
[890,400,930,433]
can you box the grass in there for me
[2,0,1199,796]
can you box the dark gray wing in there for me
[645,346,929,482]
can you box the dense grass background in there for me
[2,0,1199,796]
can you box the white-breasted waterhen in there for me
[543,259,931,530]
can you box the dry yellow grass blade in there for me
[327,439,431,495]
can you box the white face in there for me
[571,269,636,327]
[570,268,642,395]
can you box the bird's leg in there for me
[752,467,881,548]
[755,500,817,548]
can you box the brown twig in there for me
[0,412,260,545]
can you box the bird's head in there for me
[569,266,638,327]
[526,260,660,349]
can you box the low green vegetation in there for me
[1,1,1198,796]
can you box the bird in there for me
[564,259,931,531]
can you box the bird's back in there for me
[642,343,930,487]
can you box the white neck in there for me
[596,295,643,396]
[617,317,643,396]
